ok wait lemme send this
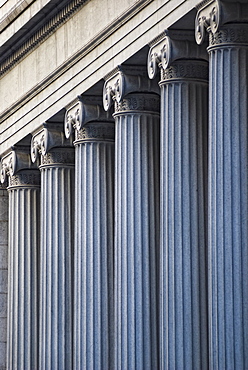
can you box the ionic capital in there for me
[64,96,113,140]
[147,30,208,80]
[103,65,159,111]
[1,146,37,184]
[31,123,73,164]
[195,0,248,45]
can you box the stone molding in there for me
[103,65,159,112]
[0,0,152,79]
[160,60,209,83]
[75,123,115,143]
[0,0,88,76]
[147,30,208,82]
[40,148,75,168]
[31,123,73,165]
[64,96,114,142]
[8,170,41,189]
[208,24,248,48]
[1,146,37,184]
[113,93,160,115]
[195,0,248,45]
[0,0,35,32]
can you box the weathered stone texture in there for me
[0,188,8,370]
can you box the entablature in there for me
[0,0,205,156]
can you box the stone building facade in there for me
[0,0,247,368]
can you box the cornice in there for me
[0,0,153,124]
[0,0,35,32]
[0,0,152,78]
[195,0,248,45]
[147,30,208,81]
[103,65,159,112]
[0,0,89,77]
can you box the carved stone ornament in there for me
[1,147,37,184]
[75,123,115,143]
[209,24,248,48]
[147,35,171,79]
[103,65,159,111]
[31,123,72,163]
[8,170,41,188]
[113,93,160,115]
[161,61,209,83]
[39,148,75,168]
[64,96,113,139]
[195,0,248,45]
[147,31,208,80]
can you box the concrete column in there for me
[0,184,8,370]
[1,148,40,370]
[196,1,248,368]
[103,66,160,369]
[65,96,115,369]
[148,31,209,369]
[31,124,74,370]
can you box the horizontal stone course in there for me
[0,224,8,246]
[0,294,7,318]
[0,318,7,341]
[0,343,6,368]
[0,247,7,270]
[0,272,7,294]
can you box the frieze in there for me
[0,0,88,77]
[161,62,209,83]
[75,124,115,143]
[114,94,160,114]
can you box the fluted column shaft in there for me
[7,170,40,370]
[114,93,160,369]
[39,148,74,370]
[207,24,248,369]
[160,61,208,369]
[73,122,115,369]
[0,185,8,370]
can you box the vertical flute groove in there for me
[0,187,8,370]
[208,31,248,369]
[161,64,208,370]
[114,93,160,370]
[74,125,114,370]
[39,153,74,370]
[7,177,40,370]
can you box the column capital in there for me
[147,30,208,80]
[31,122,73,165]
[103,65,159,111]
[195,0,248,45]
[1,146,38,185]
[64,96,114,143]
